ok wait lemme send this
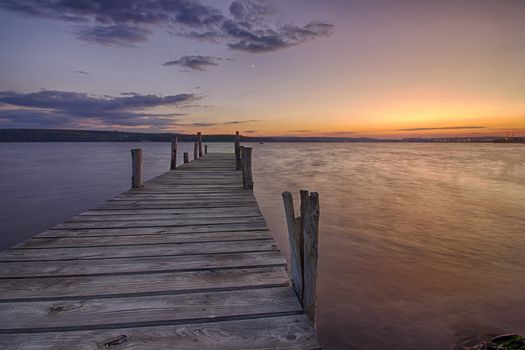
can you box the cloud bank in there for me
[0,90,199,129]
[0,0,333,52]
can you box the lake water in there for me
[1,142,524,349]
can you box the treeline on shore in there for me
[0,128,523,143]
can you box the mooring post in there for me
[282,191,304,303]
[281,190,320,330]
[198,132,203,157]
[235,131,241,170]
[205,144,208,154]
[170,136,177,170]
[183,152,189,163]
[131,148,143,189]
[194,142,198,160]
[241,146,253,189]
[303,191,320,329]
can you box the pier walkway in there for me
[0,153,320,349]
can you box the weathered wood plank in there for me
[16,230,272,249]
[0,240,279,261]
[0,251,286,278]
[67,211,261,222]
[0,287,300,331]
[0,266,289,300]
[34,223,270,238]
[0,315,320,350]
[76,207,261,217]
[52,216,266,230]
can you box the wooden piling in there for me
[198,132,203,157]
[282,192,304,303]
[235,131,241,170]
[131,148,143,189]
[183,152,189,163]
[170,136,177,170]
[194,142,198,160]
[302,191,320,329]
[241,146,253,189]
[205,144,208,154]
[282,190,320,329]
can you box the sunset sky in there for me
[0,0,524,138]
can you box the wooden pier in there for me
[0,143,321,349]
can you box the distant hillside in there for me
[0,129,522,143]
[0,128,384,142]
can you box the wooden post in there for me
[235,131,241,170]
[170,136,177,170]
[131,149,143,189]
[282,192,303,303]
[183,152,189,163]
[205,144,208,154]
[193,142,198,160]
[241,146,253,189]
[197,132,203,157]
[302,192,320,329]
[281,190,320,330]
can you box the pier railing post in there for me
[183,152,189,163]
[282,190,320,329]
[170,136,177,170]
[194,142,198,160]
[205,144,208,154]
[241,146,253,189]
[131,149,143,189]
[198,132,203,157]
[235,131,241,170]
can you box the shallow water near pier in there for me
[1,142,524,349]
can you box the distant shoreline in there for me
[0,128,523,143]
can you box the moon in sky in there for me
[251,64,255,68]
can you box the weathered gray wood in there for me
[241,146,253,190]
[0,287,300,331]
[235,131,241,170]
[282,191,303,303]
[194,142,198,160]
[0,239,278,261]
[0,240,278,262]
[0,315,321,350]
[183,152,189,163]
[77,206,261,217]
[302,192,320,329]
[0,251,286,278]
[197,132,203,157]
[170,136,177,170]
[35,223,270,238]
[68,209,261,222]
[0,266,289,300]
[16,230,273,249]
[131,148,143,189]
[52,216,266,230]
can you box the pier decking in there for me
[0,153,320,349]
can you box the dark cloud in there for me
[73,70,90,75]
[0,0,333,51]
[0,90,198,129]
[76,24,150,46]
[223,119,258,125]
[164,55,221,71]
[243,130,258,133]
[226,20,334,53]
[397,126,487,131]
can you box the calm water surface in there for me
[1,142,524,349]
